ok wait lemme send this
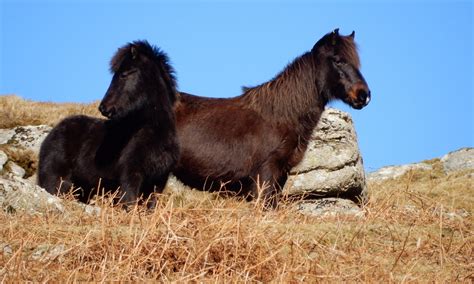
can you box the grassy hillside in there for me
[0,95,472,282]
[0,95,100,128]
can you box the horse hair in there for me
[173,29,370,209]
[38,41,179,207]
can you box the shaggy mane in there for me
[109,40,177,91]
[240,53,317,126]
[336,35,360,68]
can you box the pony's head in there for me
[99,41,177,119]
[312,29,370,109]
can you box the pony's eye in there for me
[120,69,137,78]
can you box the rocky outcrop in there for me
[0,125,51,156]
[367,147,474,182]
[0,175,64,214]
[367,163,433,181]
[283,108,367,204]
[441,148,474,173]
[0,168,100,216]
[294,198,364,218]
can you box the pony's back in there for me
[38,115,105,201]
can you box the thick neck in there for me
[240,52,327,134]
[142,88,176,134]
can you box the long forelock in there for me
[338,36,360,68]
[109,44,131,73]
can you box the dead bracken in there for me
[0,95,472,282]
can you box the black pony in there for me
[38,41,179,207]
[173,29,371,208]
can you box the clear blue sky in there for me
[1,0,473,172]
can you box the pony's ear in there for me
[311,28,341,52]
[131,46,138,59]
[331,28,339,46]
[349,31,355,39]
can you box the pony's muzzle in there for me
[99,103,116,118]
[349,83,371,109]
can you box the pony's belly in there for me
[177,147,255,180]
[174,134,281,193]
[173,134,265,191]
[175,95,287,192]
[173,164,252,193]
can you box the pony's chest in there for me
[92,130,137,166]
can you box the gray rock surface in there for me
[283,108,367,202]
[368,147,474,182]
[0,150,7,172]
[0,176,65,214]
[441,148,474,173]
[0,175,101,216]
[0,129,15,145]
[1,125,51,155]
[0,125,52,179]
[367,163,433,182]
[30,244,66,262]
[1,243,13,257]
[5,161,26,178]
[294,198,364,218]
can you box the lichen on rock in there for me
[283,108,367,204]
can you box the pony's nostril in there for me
[99,104,116,118]
[357,90,367,101]
[99,104,109,116]
[356,89,371,106]
[365,91,371,105]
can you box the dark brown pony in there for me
[174,29,371,208]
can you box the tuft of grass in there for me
[0,95,472,281]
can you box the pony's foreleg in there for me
[47,176,75,197]
[118,172,143,206]
[144,147,179,209]
[38,156,74,197]
[119,174,169,209]
[251,160,284,210]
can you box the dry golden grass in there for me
[0,95,472,282]
[0,95,100,128]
